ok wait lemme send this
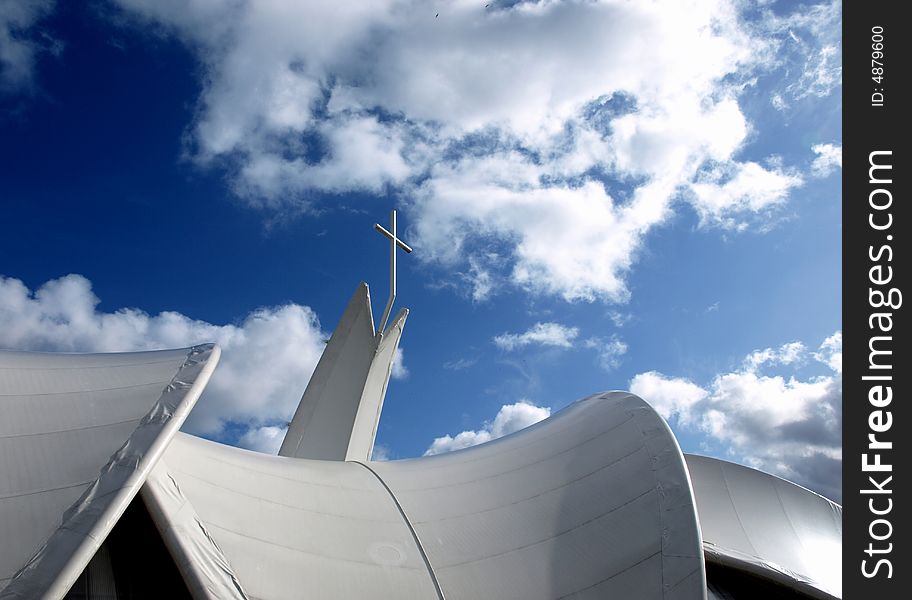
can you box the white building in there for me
[0,273,841,599]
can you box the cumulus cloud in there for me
[411,157,676,302]
[424,401,551,456]
[106,0,828,303]
[743,340,806,371]
[810,143,842,177]
[238,425,286,455]
[0,274,326,445]
[630,331,842,501]
[391,346,408,379]
[371,443,393,462]
[701,370,841,500]
[689,161,803,230]
[0,0,55,92]
[630,371,708,426]
[813,331,842,374]
[584,335,628,371]
[493,322,579,351]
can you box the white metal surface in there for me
[148,392,707,600]
[0,345,219,599]
[278,283,406,462]
[148,432,441,600]
[370,392,706,600]
[278,283,378,460]
[685,454,842,599]
[0,336,842,600]
[143,458,249,599]
[347,307,408,461]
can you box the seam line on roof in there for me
[0,356,183,371]
[388,393,621,473]
[172,438,380,492]
[166,467,403,524]
[411,444,648,525]
[0,416,140,440]
[199,520,427,568]
[0,479,94,501]
[353,461,446,600]
[555,550,662,599]
[772,479,805,552]
[391,414,636,492]
[718,463,760,558]
[0,380,171,397]
[665,566,702,591]
[440,487,654,569]
[630,405,669,597]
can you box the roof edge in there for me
[1,344,220,600]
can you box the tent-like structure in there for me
[0,281,842,600]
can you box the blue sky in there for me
[1,0,841,499]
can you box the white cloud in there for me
[425,400,551,456]
[391,346,408,379]
[744,340,806,371]
[411,157,670,302]
[493,322,579,351]
[0,274,326,442]
[238,425,286,455]
[493,322,626,370]
[584,335,628,371]
[770,93,787,111]
[235,115,413,198]
[765,0,842,104]
[689,161,803,229]
[810,143,842,177]
[107,0,826,304]
[443,357,477,371]
[700,370,841,500]
[630,331,842,500]
[0,0,55,92]
[465,256,496,303]
[630,371,708,426]
[813,331,842,374]
[371,443,393,461]
[608,311,633,327]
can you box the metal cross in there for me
[374,209,412,334]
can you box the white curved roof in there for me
[368,392,706,600]
[146,392,707,600]
[0,337,843,600]
[146,432,438,599]
[0,345,219,599]
[684,454,842,599]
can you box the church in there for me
[0,213,841,599]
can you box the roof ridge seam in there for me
[352,461,446,600]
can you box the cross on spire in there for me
[374,209,412,335]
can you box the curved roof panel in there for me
[371,392,706,600]
[148,391,706,600]
[684,454,842,599]
[147,432,440,599]
[0,345,219,599]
